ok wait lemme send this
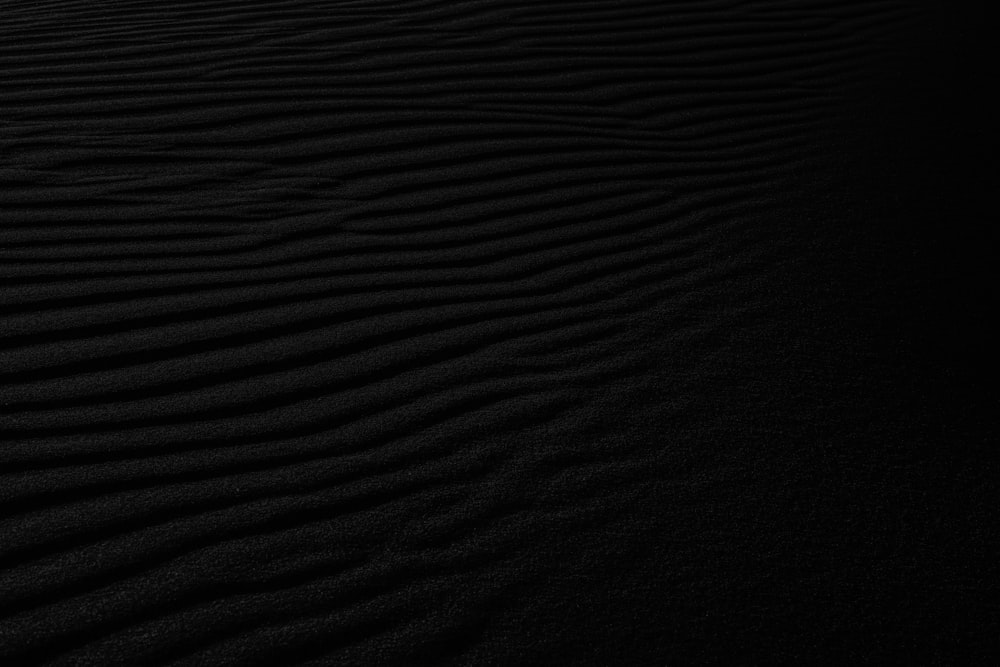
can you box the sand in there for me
[0,0,994,663]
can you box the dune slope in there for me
[1,0,994,664]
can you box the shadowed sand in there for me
[0,0,994,664]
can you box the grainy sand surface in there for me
[1,1,994,664]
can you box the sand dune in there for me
[1,0,994,664]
